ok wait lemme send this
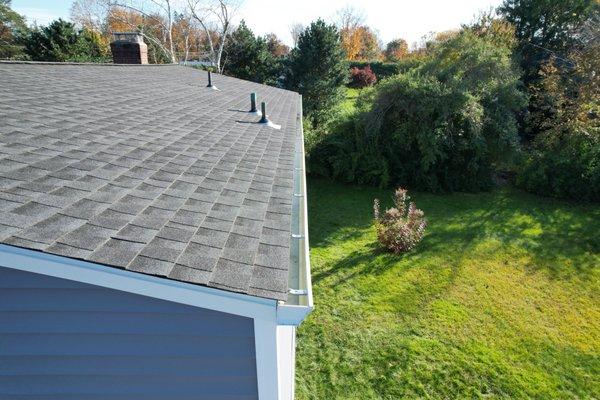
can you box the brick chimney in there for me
[110,32,148,64]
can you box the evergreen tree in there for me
[22,19,108,62]
[284,19,347,127]
[222,20,279,85]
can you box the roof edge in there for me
[0,60,176,66]
[277,94,313,326]
[0,244,277,320]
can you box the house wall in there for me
[0,266,259,399]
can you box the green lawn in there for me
[296,178,600,399]
[340,87,361,114]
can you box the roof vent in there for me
[250,93,259,114]
[259,102,281,129]
[259,102,268,123]
[110,32,148,64]
[206,70,219,91]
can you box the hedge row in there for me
[347,61,399,79]
[347,59,423,80]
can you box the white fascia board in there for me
[0,244,277,321]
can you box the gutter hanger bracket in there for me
[288,288,308,296]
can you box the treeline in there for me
[0,0,290,69]
[301,0,599,202]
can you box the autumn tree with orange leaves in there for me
[335,6,381,60]
[340,25,381,60]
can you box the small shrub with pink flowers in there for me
[373,188,427,253]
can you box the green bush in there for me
[21,19,110,62]
[515,11,600,202]
[516,40,600,201]
[309,31,526,192]
[517,132,600,201]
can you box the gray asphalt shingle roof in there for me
[0,62,303,301]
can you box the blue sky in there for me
[12,0,73,25]
[12,0,503,46]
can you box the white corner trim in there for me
[0,244,277,320]
[255,322,298,400]
[277,325,296,400]
[254,317,280,400]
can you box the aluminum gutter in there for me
[277,95,314,326]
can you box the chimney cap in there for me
[112,32,144,43]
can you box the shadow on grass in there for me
[420,188,599,280]
[299,177,600,400]
[308,177,600,283]
[311,242,383,284]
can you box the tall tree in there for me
[334,5,365,32]
[187,0,240,72]
[498,0,596,83]
[340,25,381,60]
[517,15,600,201]
[70,0,107,32]
[172,11,198,63]
[289,22,303,48]
[265,33,289,57]
[499,0,596,140]
[0,0,27,59]
[107,0,178,63]
[384,38,408,61]
[222,20,278,84]
[285,19,347,127]
[466,9,517,51]
[334,6,380,60]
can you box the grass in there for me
[341,87,361,114]
[295,178,600,399]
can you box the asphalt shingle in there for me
[0,62,302,301]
